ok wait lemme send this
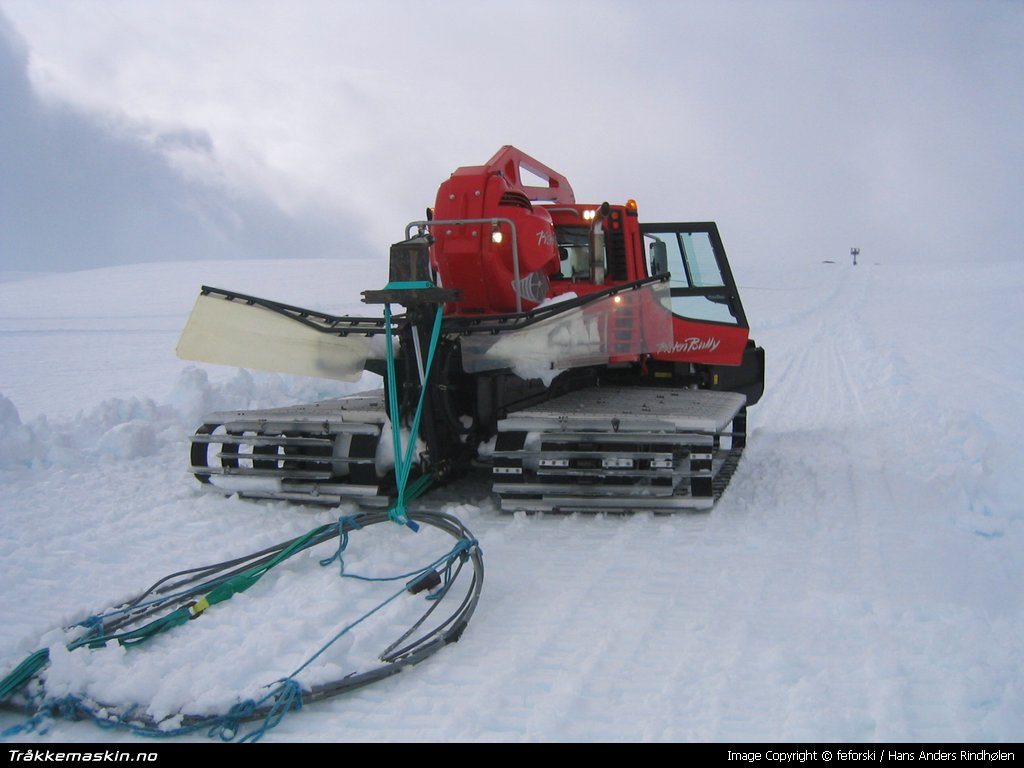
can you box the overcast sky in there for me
[1,0,1020,273]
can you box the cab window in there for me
[642,224,743,326]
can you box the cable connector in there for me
[188,597,210,619]
[445,620,468,644]
[406,570,442,595]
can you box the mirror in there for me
[650,240,668,275]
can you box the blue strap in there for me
[384,303,445,531]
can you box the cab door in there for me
[640,222,751,367]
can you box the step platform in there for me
[492,387,747,512]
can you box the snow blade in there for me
[177,291,370,381]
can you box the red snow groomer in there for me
[177,146,765,512]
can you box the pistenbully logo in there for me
[658,337,721,354]
[536,230,558,247]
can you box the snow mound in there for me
[1,367,381,471]
[0,394,42,468]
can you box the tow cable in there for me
[2,277,481,742]
[0,507,483,742]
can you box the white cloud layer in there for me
[1,0,1021,271]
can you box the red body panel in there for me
[660,319,749,366]
[431,170,560,314]
[429,147,750,367]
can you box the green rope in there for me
[0,522,335,700]
[0,452,437,705]
[1,517,479,743]
[0,648,49,701]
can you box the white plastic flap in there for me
[460,281,672,381]
[176,293,369,382]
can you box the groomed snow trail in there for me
[0,260,1021,742]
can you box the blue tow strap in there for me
[382,292,445,531]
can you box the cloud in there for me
[0,11,371,273]
[1,1,1021,273]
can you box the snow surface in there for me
[1,257,1022,742]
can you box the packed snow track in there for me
[1,259,1021,741]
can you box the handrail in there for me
[406,217,524,312]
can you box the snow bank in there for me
[0,365,378,472]
[0,394,41,468]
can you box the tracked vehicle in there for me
[177,146,764,511]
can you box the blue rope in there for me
[337,538,477,584]
[383,302,445,532]
[76,615,105,640]
[1,706,51,739]
[5,685,301,743]
[287,579,415,680]
[317,515,364,576]
[238,679,303,743]
[208,699,256,741]
[396,305,445,506]
[8,661,293,742]
[210,681,302,744]
[428,539,475,601]
[382,303,407,527]
[3,532,476,743]
[291,537,475,680]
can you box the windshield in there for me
[642,225,742,326]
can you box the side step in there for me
[189,391,389,505]
[492,387,747,512]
